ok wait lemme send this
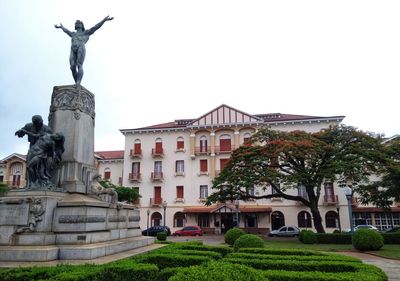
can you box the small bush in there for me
[233,234,264,251]
[157,232,167,241]
[353,229,384,251]
[299,230,317,244]
[168,261,265,281]
[224,227,245,245]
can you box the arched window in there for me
[199,136,208,153]
[153,138,163,155]
[325,211,338,228]
[10,162,23,188]
[219,134,232,152]
[298,211,312,228]
[243,133,251,145]
[176,136,184,150]
[151,212,162,226]
[174,212,186,227]
[104,167,111,180]
[271,211,285,230]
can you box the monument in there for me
[0,16,154,261]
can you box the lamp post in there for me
[235,199,240,228]
[146,209,150,236]
[343,185,354,237]
[162,200,167,227]
[336,202,342,232]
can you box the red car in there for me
[173,226,203,236]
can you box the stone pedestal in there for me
[48,85,97,193]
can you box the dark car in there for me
[268,226,300,237]
[142,226,171,236]
[173,226,203,236]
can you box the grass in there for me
[264,237,400,259]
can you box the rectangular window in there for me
[155,142,163,154]
[200,139,208,152]
[177,140,184,150]
[297,184,309,200]
[198,214,210,228]
[245,214,257,228]
[175,160,184,174]
[200,185,208,199]
[176,186,184,199]
[219,138,232,152]
[132,162,140,176]
[324,182,335,201]
[200,159,208,172]
[104,171,111,180]
[154,161,162,173]
[134,143,141,155]
[220,158,229,170]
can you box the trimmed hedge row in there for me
[168,261,265,281]
[157,249,222,259]
[226,252,361,263]
[315,233,352,244]
[238,248,325,256]
[135,253,212,269]
[173,244,233,256]
[382,232,400,244]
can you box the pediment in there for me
[190,104,262,127]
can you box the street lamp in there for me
[146,209,150,236]
[336,202,342,232]
[162,200,167,227]
[235,198,240,228]
[343,185,354,236]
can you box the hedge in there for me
[226,252,360,263]
[299,230,317,244]
[157,249,222,259]
[238,248,325,256]
[173,244,233,256]
[315,233,352,244]
[233,234,265,251]
[157,267,183,281]
[168,261,265,281]
[0,265,81,281]
[382,232,400,244]
[135,253,212,269]
[353,229,384,251]
[224,227,246,245]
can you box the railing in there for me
[215,145,234,154]
[128,173,141,182]
[194,146,211,155]
[150,197,163,206]
[130,149,142,158]
[152,148,164,157]
[151,172,163,181]
[323,195,338,205]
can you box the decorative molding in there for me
[58,215,106,224]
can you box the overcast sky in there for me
[1,0,399,160]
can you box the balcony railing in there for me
[194,146,211,155]
[128,173,141,182]
[215,145,234,154]
[150,197,163,206]
[151,172,163,181]
[152,148,164,157]
[130,149,142,158]
[323,195,339,205]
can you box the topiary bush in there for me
[157,231,167,241]
[224,227,245,245]
[299,230,317,244]
[233,234,264,251]
[353,229,384,251]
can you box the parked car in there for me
[344,225,379,232]
[268,226,300,237]
[173,226,204,236]
[142,226,171,236]
[384,226,400,233]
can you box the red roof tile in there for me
[95,150,124,160]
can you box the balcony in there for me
[151,172,164,182]
[151,148,164,157]
[215,145,234,154]
[130,149,142,158]
[194,146,211,155]
[323,195,338,206]
[128,173,141,182]
[150,197,163,206]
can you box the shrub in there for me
[157,232,167,241]
[159,249,222,259]
[299,230,317,244]
[224,227,245,245]
[315,233,352,244]
[168,261,265,281]
[135,253,212,269]
[226,252,360,263]
[382,232,400,244]
[233,234,264,251]
[238,248,325,256]
[353,229,384,251]
[174,244,233,256]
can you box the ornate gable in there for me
[190,104,262,127]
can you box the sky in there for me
[0,0,399,160]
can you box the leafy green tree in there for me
[99,180,140,203]
[207,125,387,233]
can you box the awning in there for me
[182,204,271,214]
[353,207,400,213]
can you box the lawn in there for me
[264,237,400,259]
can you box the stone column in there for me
[48,85,97,194]
[210,131,216,178]
[234,130,240,149]
[190,132,195,159]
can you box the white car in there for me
[344,225,379,232]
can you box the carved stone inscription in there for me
[0,203,29,225]
[58,215,105,224]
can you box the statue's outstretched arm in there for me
[87,15,113,35]
[54,23,73,37]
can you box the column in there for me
[210,131,216,178]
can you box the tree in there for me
[207,125,387,233]
[99,180,141,203]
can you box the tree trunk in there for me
[309,202,325,233]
